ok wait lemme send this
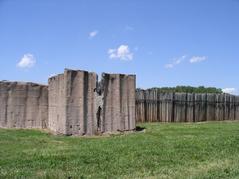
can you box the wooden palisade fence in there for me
[136,89,239,122]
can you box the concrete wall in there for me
[0,81,48,128]
[101,73,136,133]
[48,69,136,136]
[65,70,97,136]
[48,69,98,135]
[48,74,67,134]
[0,69,136,136]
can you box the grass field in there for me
[1,121,239,178]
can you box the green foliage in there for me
[1,121,239,178]
[139,86,223,93]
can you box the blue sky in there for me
[0,0,239,94]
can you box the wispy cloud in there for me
[108,45,133,61]
[189,56,207,63]
[89,30,98,39]
[165,55,208,69]
[17,53,36,68]
[165,55,187,69]
[222,88,238,95]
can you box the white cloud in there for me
[49,74,57,78]
[108,45,133,60]
[165,55,187,69]
[222,88,238,95]
[17,54,36,68]
[190,56,207,63]
[89,30,98,38]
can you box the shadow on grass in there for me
[135,126,146,132]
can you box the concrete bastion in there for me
[0,69,136,136]
[48,69,136,135]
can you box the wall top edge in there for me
[48,68,136,81]
[0,80,47,87]
[101,72,136,77]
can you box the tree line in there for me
[137,86,223,94]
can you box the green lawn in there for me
[1,121,239,178]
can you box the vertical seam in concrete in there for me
[23,84,28,128]
[83,72,88,135]
[102,74,108,132]
[127,76,130,129]
[4,88,9,126]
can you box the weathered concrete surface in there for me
[0,69,136,136]
[48,74,67,134]
[48,69,98,135]
[0,81,48,128]
[101,73,136,133]
[48,69,136,136]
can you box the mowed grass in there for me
[1,121,239,178]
